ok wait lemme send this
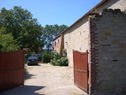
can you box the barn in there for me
[53,0,126,94]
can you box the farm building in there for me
[53,0,126,95]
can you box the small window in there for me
[55,41,56,46]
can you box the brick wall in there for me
[89,9,126,95]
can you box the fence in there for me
[0,50,25,92]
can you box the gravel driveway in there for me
[0,63,87,95]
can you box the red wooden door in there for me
[73,50,88,92]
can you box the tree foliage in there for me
[0,6,44,52]
[0,6,68,52]
[0,27,19,52]
[42,24,68,51]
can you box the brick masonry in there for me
[89,9,126,95]
[89,15,99,95]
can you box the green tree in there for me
[0,27,19,52]
[0,6,44,52]
[42,24,68,52]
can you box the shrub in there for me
[51,50,60,59]
[50,50,68,66]
[50,59,56,65]
[60,57,68,66]
[42,54,51,63]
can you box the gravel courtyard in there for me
[0,63,87,95]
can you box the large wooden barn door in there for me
[73,50,88,92]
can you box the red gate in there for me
[73,50,88,92]
[0,50,25,92]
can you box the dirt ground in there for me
[0,63,87,95]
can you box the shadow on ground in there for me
[27,64,41,66]
[24,64,41,80]
[0,85,45,95]
[24,67,34,80]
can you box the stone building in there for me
[88,9,126,95]
[53,0,126,94]
[53,34,64,56]
[53,0,126,67]
[53,35,61,54]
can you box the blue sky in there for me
[0,0,102,27]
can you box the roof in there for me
[53,0,112,41]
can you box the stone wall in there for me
[63,0,126,68]
[64,17,90,67]
[53,36,61,54]
[89,9,126,95]
[98,0,126,13]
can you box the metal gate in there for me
[0,50,25,92]
[73,50,88,92]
